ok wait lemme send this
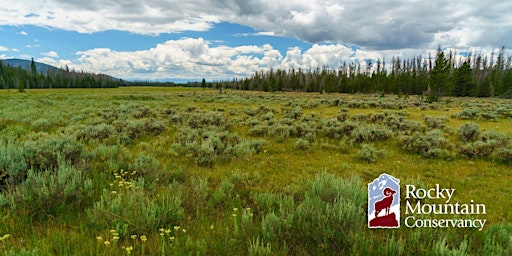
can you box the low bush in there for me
[87,174,184,234]
[257,173,367,254]
[0,142,28,188]
[350,125,392,144]
[1,161,92,214]
[24,134,83,170]
[459,141,495,158]
[423,115,449,129]
[458,122,480,142]
[294,138,310,151]
[399,130,447,157]
[172,129,266,166]
[358,144,386,163]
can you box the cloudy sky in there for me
[0,0,511,81]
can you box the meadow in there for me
[0,87,511,255]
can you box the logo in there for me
[368,173,400,228]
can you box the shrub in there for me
[248,124,269,137]
[481,131,510,148]
[399,130,447,157]
[173,128,265,166]
[294,138,310,151]
[2,161,92,213]
[0,142,28,188]
[129,154,160,178]
[459,141,495,158]
[24,134,83,170]
[87,177,184,234]
[321,118,344,139]
[452,108,480,120]
[284,106,302,119]
[82,123,116,140]
[496,147,512,163]
[423,115,449,129]
[258,173,367,254]
[458,122,480,142]
[358,144,386,163]
[271,125,292,142]
[350,125,392,144]
[31,118,53,131]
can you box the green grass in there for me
[1,87,512,255]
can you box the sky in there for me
[0,0,511,82]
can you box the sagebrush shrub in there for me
[458,122,480,142]
[24,134,83,170]
[0,142,28,187]
[423,115,449,129]
[350,125,392,144]
[358,144,386,163]
[2,161,92,213]
[248,124,269,137]
[258,173,367,254]
[294,138,310,151]
[271,125,291,142]
[399,130,447,157]
[496,147,512,163]
[87,175,184,234]
[459,141,495,158]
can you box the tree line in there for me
[0,58,121,90]
[222,47,512,101]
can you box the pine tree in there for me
[428,47,451,102]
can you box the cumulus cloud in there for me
[42,51,59,58]
[1,0,511,50]
[0,45,8,51]
[55,38,433,80]
[67,38,283,80]
[19,30,28,36]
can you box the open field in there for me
[1,87,511,255]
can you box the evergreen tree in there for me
[428,47,451,102]
[201,78,206,89]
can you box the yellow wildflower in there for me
[131,234,137,240]
[112,236,119,241]
[140,235,147,242]
[233,208,238,212]
[232,213,237,217]
[104,241,111,246]
[96,236,103,241]
[165,229,171,234]
[173,226,180,231]
[182,229,187,233]
[170,236,175,241]
[109,230,116,233]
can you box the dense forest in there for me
[2,47,512,101]
[224,47,512,101]
[0,58,121,90]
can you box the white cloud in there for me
[46,37,508,81]
[1,0,510,51]
[0,45,8,51]
[67,38,283,80]
[19,30,28,36]
[42,51,59,58]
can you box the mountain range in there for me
[0,58,61,74]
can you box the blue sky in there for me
[1,1,511,81]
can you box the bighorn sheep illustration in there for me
[374,187,396,218]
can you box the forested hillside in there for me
[225,47,512,101]
[0,58,121,90]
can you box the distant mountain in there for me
[0,58,125,85]
[0,58,60,74]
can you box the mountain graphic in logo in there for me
[368,173,400,228]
